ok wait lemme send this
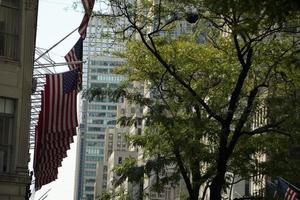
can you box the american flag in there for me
[278,177,299,200]
[81,0,95,16]
[78,0,95,38]
[78,14,89,39]
[44,69,78,133]
[64,37,83,90]
[65,37,83,70]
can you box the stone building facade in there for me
[0,0,38,199]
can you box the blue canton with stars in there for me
[74,37,83,60]
[63,69,78,94]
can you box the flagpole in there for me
[37,188,51,200]
[281,177,300,192]
[34,27,79,62]
[34,61,85,68]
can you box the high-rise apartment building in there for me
[74,16,126,200]
[93,96,143,199]
[0,0,38,199]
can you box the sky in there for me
[31,0,82,199]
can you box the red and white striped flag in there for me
[278,177,299,200]
[78,14,89,39]
[64,37,83,90]
[64,37,83,70]
[78,0,95,39]
[286,187,298,200]
[82,0,95,16]
[43,70,78,134]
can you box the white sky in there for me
[32,0,82,199]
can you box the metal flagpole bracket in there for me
[34,27,78,62]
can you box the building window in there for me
[131,107,135,114]
[107,105,117,110]
[0,97,15,173]
[0,1,20,60]
[86,179,95,184]
[137,118,142,126]
[121,108,125,115]
[85,186,94,193]
[118,157,122,164]
[117,133,121,139]
[137,128,142,135]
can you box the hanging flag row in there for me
[34,69,79,190]
[33,0,95,190]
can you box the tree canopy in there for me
[85,0,300,199]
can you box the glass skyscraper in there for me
[74,16,125,200]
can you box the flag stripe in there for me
[57,75,63,132]
[82,0,95,16]
[78,14,89,39]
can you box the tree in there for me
[87,0,300,199]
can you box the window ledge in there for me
[0,56,20,65]
[0,172,30,184]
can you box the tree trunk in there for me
[209,169,226,200]
[186,188,200,200]
[210,134,228,200]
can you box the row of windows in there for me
[90,75,124,82]
[88,127,106,132]
[88,112,116,118]
[108,132,125,140]
[84,170,96,177]
[90,82,119,89]
[107,141,127,148]
[85,178,95,184]
[90,60,125,66]
[85,186,94,192]
[83,38,117,46]
[86,141,104,147]
[91,96,122,103]
[89,25,110,32]
[85,163,97,169]
[88,105,117,111]
[86,148,104,155]
[90,68,112,74]
[120,108,144,115]
[88,119,116,125]
[85,156,103,162]
[85,45,123,54]
[85,134,105,140]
